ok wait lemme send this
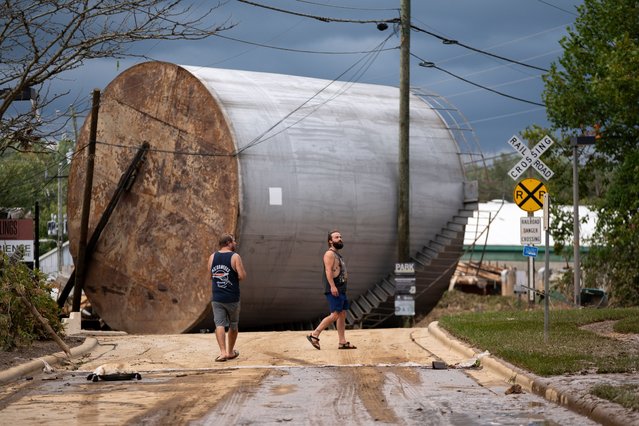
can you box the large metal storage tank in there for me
[67,61,470,334]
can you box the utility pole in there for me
[57,156,63,273]
[57,106,79,275]
[398,0,411,262]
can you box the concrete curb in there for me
[0,337,98,385]
[428,321,623,426]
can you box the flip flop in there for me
[338,342,357,350]
[226,350,240,360]
[307,334,320,350]
[215,355,227,362]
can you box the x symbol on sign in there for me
[507,135,555,180]
[517,181,544,209]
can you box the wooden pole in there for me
[398,0,411,262]
[73,89,100,312]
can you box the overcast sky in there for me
[53,0,583,156]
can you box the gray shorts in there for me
[212,301,240,330]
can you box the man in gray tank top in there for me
[306,230,357,350]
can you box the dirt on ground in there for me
[0,336,86,370]
[3,292,638,370]
[2,293,638,425]
[0,328,602,425]
[0,299,639,424]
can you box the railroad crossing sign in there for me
[514,178,547,212]
[507,135,555,180]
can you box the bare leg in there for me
[336,311,347,344]
[226,328,238,357]
[312,312,339,338]
[215,326,227,359]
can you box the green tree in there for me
[542,0,639,305]
[0,138,74,250]
[466,152,518,202]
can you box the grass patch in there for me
[591,384,639,411]
[438,305,639,376]
[614,315,639,334]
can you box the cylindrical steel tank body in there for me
[67,61,467,333]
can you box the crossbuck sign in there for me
[507,135,555,180]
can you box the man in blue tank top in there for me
[306,230,357,350]
[207,233,247,362]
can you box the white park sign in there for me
[507,135,555,180]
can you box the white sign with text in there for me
[520,217,542,245]
[507,135,555,180]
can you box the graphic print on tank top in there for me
[212,264,232,288]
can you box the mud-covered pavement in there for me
[0,328,599,425]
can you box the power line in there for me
[235,32,395,155]
[536,0,578,16]
[412,53,545,107]
[293,0,398,11]
[212,32,397,54]
[0,143,89,205]
[95,140,233,157]
[56,1,394,131]
[468,107,546,124]
[448,75,542,99]
[48,34,395,161]
[410,24,549,72]
[237,0,550,72]
[237,0,397,24]
[431,24,568,68]
[40,1,559,151]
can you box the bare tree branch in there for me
[1,0,233,154]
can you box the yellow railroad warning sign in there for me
[514,178,547,212]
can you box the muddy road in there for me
[0,328,596,425]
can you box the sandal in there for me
[338,342,357,350]
[215,355,227,362]
[306,334,320,350]
[226,350,240,360]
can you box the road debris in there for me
[86,363,142,382]
[451,350,490,369]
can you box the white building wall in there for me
[39,241,73,276]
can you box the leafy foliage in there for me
[543,0,639,159]
[0,149,57,206]
[465,153,518,202]
[0,139,73,244]
[542,0,639,305]
[0,251,64,350]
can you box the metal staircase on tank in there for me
[345,197,478,328]
[346,87,485,329]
